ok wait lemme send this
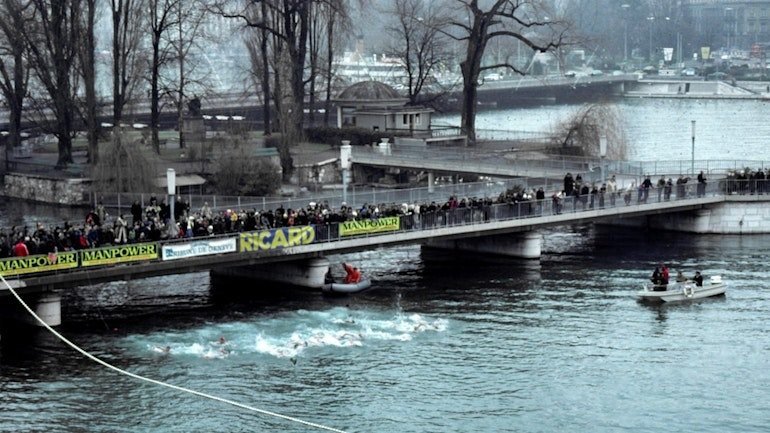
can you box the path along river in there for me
[1,98,769,433]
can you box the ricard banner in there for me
[240,226,316,252]
[0,251,79,276]
[81,243,159,267]
[340,217,400,236]
[162,237,237,261]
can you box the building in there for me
[333,81,433,134]
[682,0,770,52]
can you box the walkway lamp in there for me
[647,16,655,62]
[167,168,176,237]
[691,121,696,176]
[621,4,630,65]
[340,140,351,205]
[599,134,607,185]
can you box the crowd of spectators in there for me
[0,167,726,259]
[0,187,548,259]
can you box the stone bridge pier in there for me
[1,286,62,330]
[211,257,331,289]
[425,231,542,259]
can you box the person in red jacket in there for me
[660,264,670,285]
[13,238,29,257]
[342,263,361,284]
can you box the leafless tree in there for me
[385,0,451,105]
[78,0,99,163]
[23,0,84,167]
[447,0,568,143]
[168,0,210,149]
[212,0,313,181]
[320,0,351,126]
[0,0,32,152]
[147,0,180,154]
[108,0,146,192]
[552,102,628,160]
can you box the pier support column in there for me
[212,257,331,289]
[428,172,434,193]
[12,291,62,327]
[426,231,542,259]
[646,208,713,233]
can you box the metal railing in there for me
[2,179,750,282]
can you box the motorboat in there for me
[636,275,726,303]
[322,278,372,295]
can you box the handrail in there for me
[3,178,752,282]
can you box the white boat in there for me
[636,275,726,303]
[322,278,372,295]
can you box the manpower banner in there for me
[81,243,159,267]
[162,237,237,261]
[340,217,400,236]
[0,251,79,276]
[240,226,316,252]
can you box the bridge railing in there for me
[0,179,733,280]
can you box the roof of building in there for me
[335,80,407,104]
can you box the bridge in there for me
[2,175,767,329]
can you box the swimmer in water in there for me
[218,336,226,344]
[153,345,171,354]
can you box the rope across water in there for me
[0,275,348,433]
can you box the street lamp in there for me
[621,4,630,65]
[647,16,655,62]
[725,7,737,51]
[691,120,696,176]
[167,168,177,237]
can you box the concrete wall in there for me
[604,199,770,234]
[3,173,91,205]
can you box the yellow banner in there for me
[0,251,79,276]
[81,243,159,267]
[240,226,316,252]
[340,217,400,236]
[700,46,710,60]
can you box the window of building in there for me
[415,113,421,125]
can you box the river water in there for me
[1,98,769,433]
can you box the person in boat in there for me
[693,271,703,287]
[324,268,335,284]
[660,264,670,285]
[650,267,661,286]
[676,270,687,282]
[342,263,361,284]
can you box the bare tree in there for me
[385,0,451,105]
[320,0,349,126]
[147,0,180,154]
[109,0,146,193]
[78,0,99,163]
[0,0,32,153]
[24,0,84,167]
[552,103,628,160]
[212,0,313,181]
[168,0,209,149]
[447,0,568,143]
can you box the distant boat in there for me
[636,275,726,303]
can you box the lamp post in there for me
[167,168,176,237]
[340,140,351,205]
[691,120,696,176]
[647,16,655,62]
[599,134,607,185]
[621,4,630,65]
